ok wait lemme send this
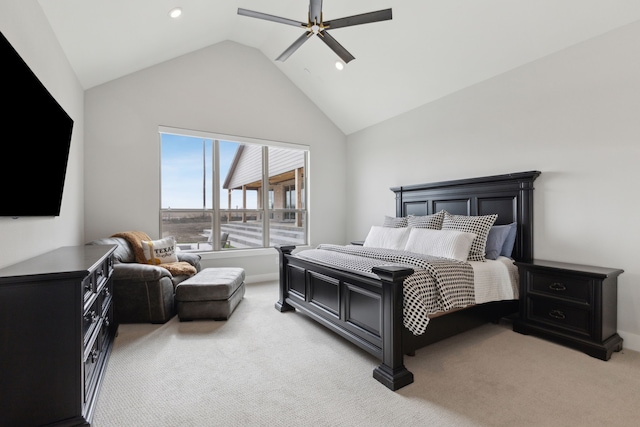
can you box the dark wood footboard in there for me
[276,245,415,390]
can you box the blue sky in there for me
[161,134,256,210]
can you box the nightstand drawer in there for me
[527,297,591,337]
[529,271,591,304]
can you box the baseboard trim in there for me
[245,273,278,284]
[618,330,640,352]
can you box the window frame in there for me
[159,126,309,253]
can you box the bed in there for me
[275,171,541,390]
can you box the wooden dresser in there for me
[513,259,623,360]
[0,245,117,426]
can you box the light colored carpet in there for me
[93,281,640,427]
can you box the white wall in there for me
[347,21,640,350]
[84,41,347,280]
[0,0,85,269]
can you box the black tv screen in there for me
[0,31,74,217]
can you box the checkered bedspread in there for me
[294,244,476,335]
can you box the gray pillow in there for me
[500,222,518,257]
[485,224,513,260]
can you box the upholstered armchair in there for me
[87,237,201,324]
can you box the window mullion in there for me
[262,146,269,248]
[304,151,309,240]
[212,140,221,251]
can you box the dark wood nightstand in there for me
[513,260,623,360]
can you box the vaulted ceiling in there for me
[39,0,640,134]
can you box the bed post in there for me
[372,265,415,390]
[275,245,296,312]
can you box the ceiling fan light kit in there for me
[238,0,391,64]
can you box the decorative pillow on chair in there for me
[363,226,410,250]
[404,228,476,261]
[383,215,408,228]
[407,210,445,229]
[141,236,179,265]
[441,212,497,261]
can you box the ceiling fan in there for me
[238,0,392,64]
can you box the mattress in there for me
[469,256,519,304]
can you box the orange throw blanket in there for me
[112,231,197,277]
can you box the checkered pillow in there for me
[441,212,497,261]
[382,216,408,228]
[407,210,444,230]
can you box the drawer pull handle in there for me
[549,282,566,291]
[85,310,99,324]
[549,309,566,319]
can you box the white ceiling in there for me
[38,0,640,135]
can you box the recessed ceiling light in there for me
[169,7,182,18]
[335,61,344,71]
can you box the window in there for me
[159,128,308,252]
[283,185,297,220]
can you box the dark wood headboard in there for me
[391,171,541,262]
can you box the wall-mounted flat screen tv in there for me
[0,30,74,217]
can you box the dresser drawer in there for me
[100,303,114,345]
[94,260,108,293]
[82,274,96,305]
[527,296,591,337]
[529,271,592,304]
[100,278,113,316]
[83,332,101,404]
[105,254,114,277]
[83,295,102,344]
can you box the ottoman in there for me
[175,267,245,321]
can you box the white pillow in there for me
[404,228,477,261]
[363,226,410,250]
[141,236,179,264]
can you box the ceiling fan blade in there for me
[237,8,305,28]
[324,9,392,30]
[309,0,323,24]
[276,32,313,62]
[317,31,355,63]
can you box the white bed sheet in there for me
[469,256,519,304]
